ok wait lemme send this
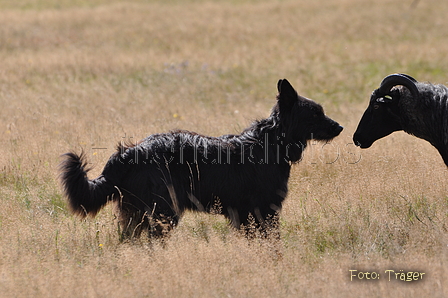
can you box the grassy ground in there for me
[1,0,448,297]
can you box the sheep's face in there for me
[353,89,403,148]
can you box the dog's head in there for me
[275,79,343,145]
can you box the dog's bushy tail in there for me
[59,151,118,217]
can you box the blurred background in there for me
[1,0,447,297]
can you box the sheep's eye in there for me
[373,104,380,110]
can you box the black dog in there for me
[59,79,343,239]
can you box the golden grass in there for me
[1,0,448,297]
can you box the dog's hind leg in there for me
[118,205,150,240]
[148,211,179,238]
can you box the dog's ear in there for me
[277,79,298,109]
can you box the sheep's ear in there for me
[277,79,298,108]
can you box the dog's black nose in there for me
[336,125,343,133]
[333,123,343,135]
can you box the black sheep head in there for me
[353,74,419,148]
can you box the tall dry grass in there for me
[1,0,448,297]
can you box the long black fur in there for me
[59,79,343,238]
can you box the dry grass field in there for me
[1,0,448,296]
